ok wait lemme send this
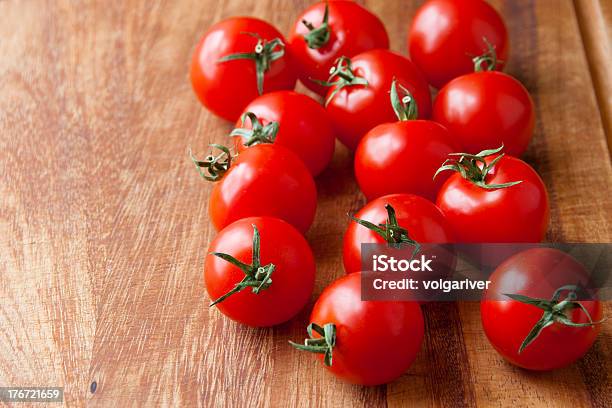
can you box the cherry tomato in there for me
[205,217,315,327]
[481,248,603,370]
[322,50,432,151]
[434,71,535,157]
[355,80,458,201]
[290,272,424,385]
[288,0,389,96]
[343,194,454,274]
[192,144,317,233]
[408,0,509,88]
[435,146,549,243]
[191,17,297,121]
[232,91,335,176]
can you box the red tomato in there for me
[408,0,509,88]
[323,50,432,151]
[205,217,315,327]
[288,0,389,96]
[343,194,454,274]
[434,71,535,157]
[481,248,603,370]
[435,147,549,243]
[355,121,457,201]
[232,91,335,176]
[355,81,458,201]
[192,144,317,233]
[290,272,424,385]
[191,17,297,121]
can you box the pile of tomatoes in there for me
[190,0,603,386]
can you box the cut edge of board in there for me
[573,0,612,158]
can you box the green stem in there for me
[473,37,500,72]
[350,204,421,258]
[504,284,605,353]
[209,225,276,306]
[289,322,336,366]
[390,78,418,121]
[230,112,279,147]
[433,144,523,189]
[302,1,331,49]
[218,33,285,95]
[311,56,368,106]
[189,144,233,182]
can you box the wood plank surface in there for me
[0,0,610,407]
[574,0,612,149]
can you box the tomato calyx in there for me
[190,144,233,181]
[301,1,331,49]
[434,145,523,189]
[351,204,421,257]
[472,37,501,72]
[390,78,418,121]
[504,284,605,353]
[289,322,336,366]
[231,112,279,147]
[209,224,276,306]
[312,56,368,106]
[218,33,286,95]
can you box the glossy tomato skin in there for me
[408,0,509,88]
[288,0,389,96]
[343,194,454,273]
[481,248,602,370]
[209,144,317,233]
[433,72,535,157]
[309,273,424,385]
[205,217,315,327]
[191,17,297,121]
[436,155,549,243]
[355,120,458,201]
[233,91,335,176]
[326,50,432,151]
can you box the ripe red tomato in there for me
[288,0,389,96]
[408,0,509,88]
[343,194,454,274]
[481,248,603,370]
[355,81,458,201]
[434,71,535,157]
[191,17,297,121]
[192,144,317,233]
[435,147,549,243]
[231,91,335,176]
[205,217,315,327]
[290,272,424,385]
[322,50,432,151]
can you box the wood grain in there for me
[574,0,612,151]
[0,0,610,407]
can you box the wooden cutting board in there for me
[1,0,610,406]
